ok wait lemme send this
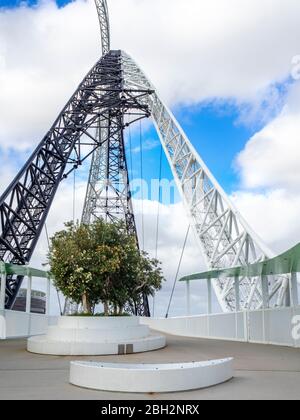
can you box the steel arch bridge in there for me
[0,0,289,314]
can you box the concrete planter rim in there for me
[61,315,137,319]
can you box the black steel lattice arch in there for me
[0,50,152,314]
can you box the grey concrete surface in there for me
[0,333,300,400]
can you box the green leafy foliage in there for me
[48,219,165,315]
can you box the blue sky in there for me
[0,0,70,7]
[133,103,263,196]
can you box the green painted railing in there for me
[0,262,52,314]
[0,261,50,279]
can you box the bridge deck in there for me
[0,333,300,400]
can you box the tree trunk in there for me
[82,293,91,314]
[104,301,109,316]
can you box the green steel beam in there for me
[180,242,300,282]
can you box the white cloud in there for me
[236,83,300,191]
[114,0,300,103]
[0,0,99,150]
[1,0,300,150]
[233,82,300,255]
[232,189,300,254]
[131,139,160,154]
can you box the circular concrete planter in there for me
[27,316,166,356]
[69,358,234,393]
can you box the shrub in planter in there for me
[48,219,164,315]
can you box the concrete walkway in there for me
[0,333,300,400]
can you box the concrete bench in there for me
[70,358,234,393]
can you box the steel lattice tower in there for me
[0,0,290,314]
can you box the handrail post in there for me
[26,274,32,314]
[186,280,191,316]
[46,276,51,316]
[0,264,6,311]
[290,272,299,308]
[260,275,269,343]
[207,278,212,315]
[234,276,240,312]
[261,275,269,309]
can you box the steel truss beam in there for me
[0,50,152,310]
[94,0,110,55]
[120,51,289,312]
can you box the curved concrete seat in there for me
[69,358,234,393]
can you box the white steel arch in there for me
[90,0,289,312]
[94,0,110,55]
[121,52,289,312]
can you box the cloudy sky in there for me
[0,0,300,316]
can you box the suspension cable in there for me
[45,224,63,316]
[139,120,145,251]
[165,224,191,318]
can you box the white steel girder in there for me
[120,51,289,312]
[88,1,289,313]
[94,0,110,55]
